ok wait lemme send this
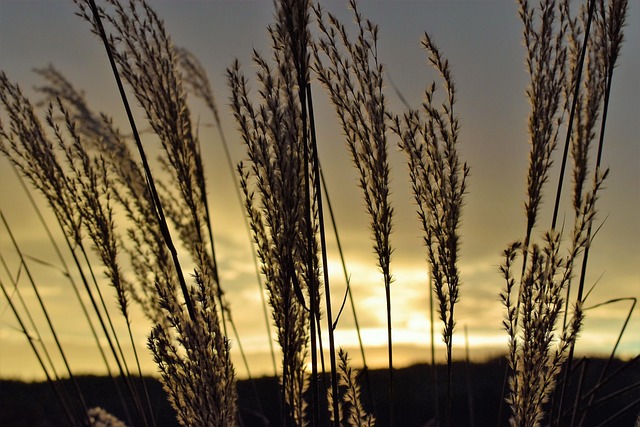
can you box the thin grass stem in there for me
[0,253,60,381]
[569,358,589,426]
[592,398,640,427]
[307,82,341,427]
[10,167,138,425]
[0,278,80,426]
[464,325,475,427]
[74,239,150,427]
[551,0,596,232]
[205,76,279,378]
[0,211,89,424]
[319,166,375,412]
[85,0,197,322]
[576,297,637,425]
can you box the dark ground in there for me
[1,357,638,426]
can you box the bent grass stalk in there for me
[0,252,82,422]
[80,0,198,322]
[574,297,637,425]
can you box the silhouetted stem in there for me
[551,0,596,231]
[13,169,135,426]
[1,211,89,424]
[320,167,375,412]
[86,0,196,322]
[0,278,80,426]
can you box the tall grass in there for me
[312,2,394,423]
[391,33,469,426]
[0,0,635,426]
[498,0,631,426]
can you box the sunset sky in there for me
[0,0,638,381]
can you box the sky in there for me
[0,0,638,381]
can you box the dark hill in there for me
[1,358,637,426]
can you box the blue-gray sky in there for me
[0,0,638,380]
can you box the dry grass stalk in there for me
[312,1,395,422]
[391,33,469,426]
[47,99,130,323]
[228,0,320,420]
[0,74,166,427]
[499,1,576,424]
[36,65,167,322]
[6,0,241,424]
[519,0,569,243]
[0,73,82,244]
[500,232,586,427]
[555,0,629,423]
[76,0,238,423]
[332,349,376,427]
[499,1,629,425]
[564,0,607,216]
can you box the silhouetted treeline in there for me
[1,358,637,426]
